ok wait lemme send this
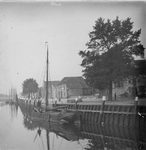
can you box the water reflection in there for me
[9,103,19,119]
[18,103,146,150]
[19,103,81,150]
[0,103,145,150]
[82,124,146,150]
[0,101,19,119]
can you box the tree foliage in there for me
[22,78,38,97]
[79,17,145,100]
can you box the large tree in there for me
[22,78,38,98]
[79,17,145,100]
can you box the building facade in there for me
[56,76,91,99]
[42,80,60,100]
[113,75,146,98]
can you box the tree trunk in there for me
[108,80,113,100]
[132,78,137,97]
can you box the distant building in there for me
[56,76,91,99]
[42,80,60,100]
[113,76,146,98]
[113,60,146,98]
[95,60,146,99]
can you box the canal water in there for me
[0,102,146,150]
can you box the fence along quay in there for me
[57,96,146,128]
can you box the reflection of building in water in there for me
[9,104,19,120]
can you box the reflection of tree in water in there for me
[23,116,39,131]
[19,104,39,131]
[85,140,102,150]
[85,140,129,150]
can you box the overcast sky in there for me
[0,1,146,94]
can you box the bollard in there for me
[102,96,106,101]
[135,96,138,102]
[134,96,138,127]
[75,98,78,109]
[55,100,57,106]
[98,96,106,124]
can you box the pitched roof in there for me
[44,81,60,87]
[58,76,89,89]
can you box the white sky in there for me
[0,1,146,94]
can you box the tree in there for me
[79,17,145,100]
[22,78,38,99]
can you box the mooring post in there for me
[134,96,138,127]
[98,96,106,124]
[75,97,78,109]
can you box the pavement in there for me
[74,96,146,106]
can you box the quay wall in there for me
[18,99,146,128]
[57,101,146,128]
